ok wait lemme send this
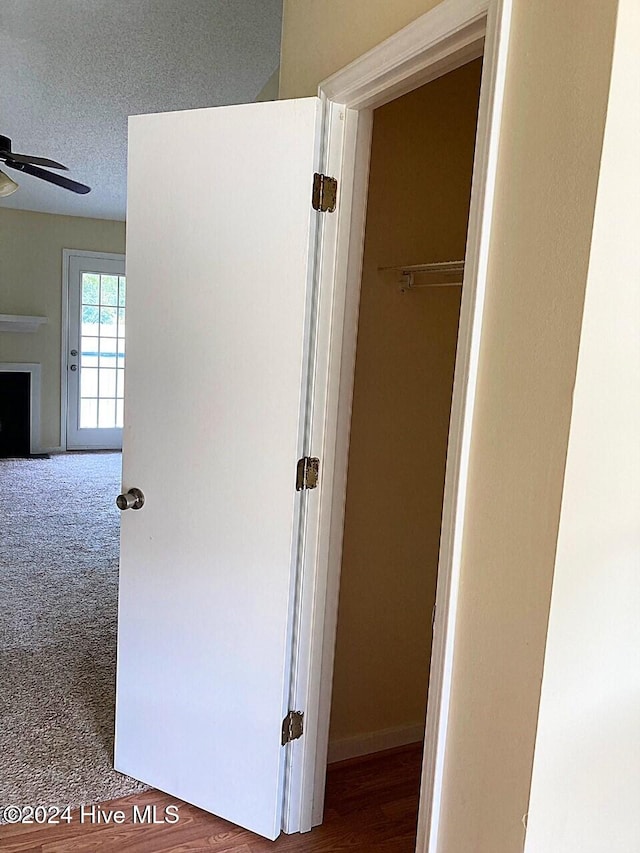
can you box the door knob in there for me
[116,488,145,511]
[70,349,78,356]
[70,364,78,371]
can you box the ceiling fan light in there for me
[0,169,19,197]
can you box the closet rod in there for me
[378,260,464,290]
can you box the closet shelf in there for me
[379,260,465,291]
[0,314,48,333]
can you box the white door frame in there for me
[284,0,512,850]
[61,249,126,451]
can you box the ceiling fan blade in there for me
[1,151,68,170]
[4,159,91,194]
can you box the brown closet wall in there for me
[329,59,482,747]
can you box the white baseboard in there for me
[327,723,424,764]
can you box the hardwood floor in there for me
[0,744,422,852]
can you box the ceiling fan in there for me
[0,135,91,197]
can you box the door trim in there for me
[284,0,513,849]
[60,249,126,451]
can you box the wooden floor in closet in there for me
[0,743,423,853]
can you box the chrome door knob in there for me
[116,488,145,511]
[70,364,78,371]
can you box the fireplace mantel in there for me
[0,314,48,333]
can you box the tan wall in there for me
[256,67,281,102]
[280,1,618,850]
[0,209,126,450]
[280,0,444,100]
[525,1,640,849]
[330,61,481,746]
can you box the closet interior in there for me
[325,57,484,796]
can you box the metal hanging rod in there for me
[378,260,465,291]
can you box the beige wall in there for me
[330,61,481,747]
[280,0,444,100]
[256,67,281,102]
[0,209,125,450]
[525,1,640,849]
[280,1,618,850]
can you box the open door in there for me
[115,98,325,840]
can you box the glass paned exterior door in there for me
[65,252,126,449]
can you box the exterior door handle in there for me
[116,488,145,511]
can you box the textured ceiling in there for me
[0,0,282,220]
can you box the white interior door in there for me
[65,252,126,450]
[115,98,324,840]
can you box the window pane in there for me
[82,273,99,305]
[82,305,100,336]
[100,275,119,306]
[98,398,116,428]
[81,337,100,367]
[80,398,98,429]
[80,367,98,398]
[118,277,126,307]
[99,368,116,399]
[117,337,125,369]
[118,307,125,334]
[99,306,118,335]
[116,399,124,428]
[98,336,117,367]
[116,368,125,399]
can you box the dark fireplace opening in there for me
[0,372,31,458]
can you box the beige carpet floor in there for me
[0,452,148,819]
